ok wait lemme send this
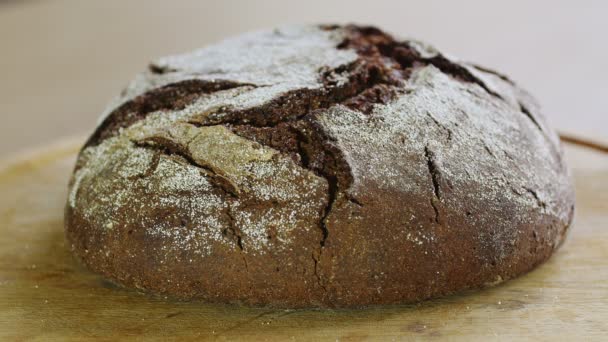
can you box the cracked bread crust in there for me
[65,24,575,308]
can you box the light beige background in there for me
[0,0,606,157]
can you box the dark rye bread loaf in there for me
[65,24,575,308]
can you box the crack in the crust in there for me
[134,138,240,197]
[87,79,256,148]
[482,141,531,203]
[224,207,244,251]
[480,141,517,186]
[522,187,547,209]
[482,142,496,158]
[293,128,334,248]
[426,111,453,141]
[133,142,249,271]
[424,55,504,100]
[338,25,505,101]
[129,150,161,180]
[189,88,324,128]
[465,64,562,164]
[346,195,364,207]
[295,129,311,168]
[224,205,250,272]
[312,253,328,293]
[134,125,337,292]
[480,141,548,211]
[424,146,442,224]
[471,64,515,84]
[190,61,400,129]
[319,179,337,248]
[134,137,250,262]
[517,102,563,168]
[424,146,441,200]
[226,118,352,294]
[518,103,544,133]
[292,127,338,293]
[430,199,440,225]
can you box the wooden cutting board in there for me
[0,139,606,341]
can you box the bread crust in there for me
[65,25,575,308]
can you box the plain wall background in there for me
[0,0,606,157]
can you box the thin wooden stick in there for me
[559,134,608,154]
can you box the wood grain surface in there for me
[0,140,606,341]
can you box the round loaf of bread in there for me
[65,25,575,308]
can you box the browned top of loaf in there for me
[66,25,574,307]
